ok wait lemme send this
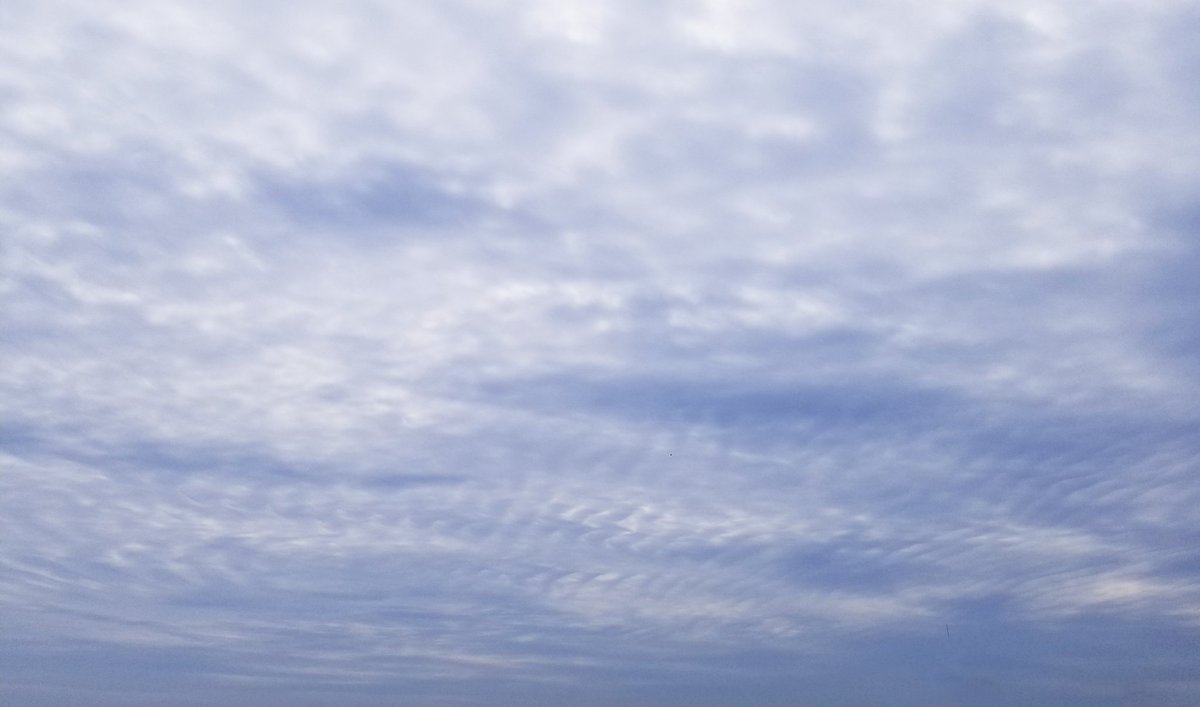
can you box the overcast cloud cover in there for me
[2,1,1199,705]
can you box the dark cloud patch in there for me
[913,13,1049,141]
[1,149,225,235]
[0,424,307,480]
[469,372,957,433]
[776,540,933,593]
[1135,211,1200,379]
[1156,4,1200,110]
[356,472,469,490]
[258,161,492,234]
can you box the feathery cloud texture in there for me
[2,1,1199,705]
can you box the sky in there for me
[1,1,1199,705]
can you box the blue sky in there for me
[2,1,1199,705]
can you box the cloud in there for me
[2,1,1199,705]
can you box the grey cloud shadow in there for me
[1156,4,1200,110]
[623,59,880,183]
[257,161,494,235]
[774,540,936,594]
[0,422,468,491]
[467,371,957,434]
[912,13,1055,142]
[1,146,243,238]
[1137,204,1200,378]
[952,410,1200,528]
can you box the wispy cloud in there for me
[3,1,1199,704]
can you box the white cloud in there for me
[2,1,1199,704]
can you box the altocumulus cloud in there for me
[2,1,1199,705]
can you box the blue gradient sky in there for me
[2,1,1199,705]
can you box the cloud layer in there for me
[3,1,1199,705]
